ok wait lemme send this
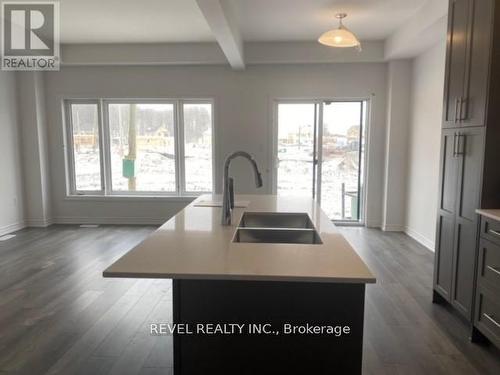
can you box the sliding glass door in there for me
[276,103,317,198]
[275,100,367,223]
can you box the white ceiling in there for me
[58,0,215,43]
[234,0,427,42]
[54,0,427,44]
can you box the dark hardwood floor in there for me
[0,225,498,374]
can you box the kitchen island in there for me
[104,194,375,374]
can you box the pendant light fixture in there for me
[318,13,361,51]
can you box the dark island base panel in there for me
[173,279,365,375]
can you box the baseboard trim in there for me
[53,216,166,225]
[0,221,26,236]
[2,217,167,233]
[25,218,53,227]
[365,221,382,229]
[404,226,435,252]
[382,224,405,232]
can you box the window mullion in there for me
[67,99,104,195]
[65,101,77,195]
[101,100,112,195]
[176,100,186,196]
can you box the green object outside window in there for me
[122,158,135,178]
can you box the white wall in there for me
[382,60,412,231]
[43,63,388,225]
[17,72,52,227]
[384,0,448,59]
[0,71,25,235]
[405,40,446,250]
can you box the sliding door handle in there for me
[454,98,460,123]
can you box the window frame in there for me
[64,98,215,198]
[103,99,179,196]
[180,99,215,196]
[64,99,105,195]
[271,97,370,224]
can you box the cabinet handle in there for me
[456,133,466,156]
[488,229,500,237]
[453,133,458,157]
[460,97,468,121]
[484,313,500,328]
[486,265,500,276]
[454,98,460,123]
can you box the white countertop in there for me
[476,209,500,222]
[103,194,376,284]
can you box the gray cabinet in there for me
[472,216,500,348]
[434,130,459,299]
[443,0,493,128]
[434,128,484,319]
[434,0,500,347]
[451,128,484,317]
[443,0,470,127]
[461,0,493,126]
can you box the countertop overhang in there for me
[476,208,500,222]
[103,194,376,284]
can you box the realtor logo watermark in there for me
[1,1,60,70]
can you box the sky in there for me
[278,102,364,137]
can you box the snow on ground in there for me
[73,143,212,193]
[277,145,359,220]
[74,144,359,221]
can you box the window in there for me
[183,103,213,192]
[107,103,177,193]
[67,102,103,192]
[65,99,214,197]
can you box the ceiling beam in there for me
[195,0,245,70]
[61,43,227,66]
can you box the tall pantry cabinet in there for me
[433,0,500,323]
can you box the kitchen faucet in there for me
[222,151,263,225]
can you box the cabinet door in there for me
[460,0,494,126]
[434,130,460,299]
[443,0,470,128]
[451,127,484,319]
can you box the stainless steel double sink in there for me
[233,212,323,244]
